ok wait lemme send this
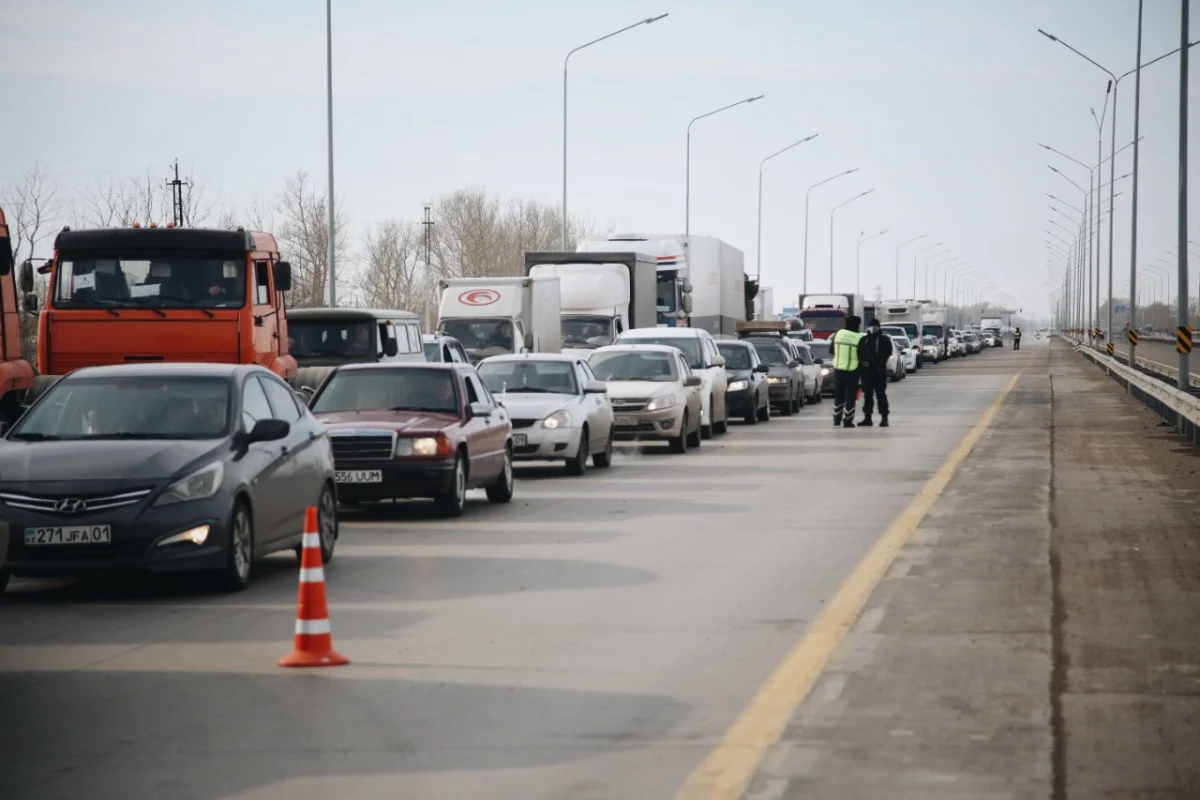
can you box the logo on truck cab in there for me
[458,289,501,306]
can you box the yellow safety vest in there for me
[832,329,863,371]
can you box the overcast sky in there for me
[4,0,1199,320]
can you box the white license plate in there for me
[615,415,638,426]
[512,434,527,446]
[335,469,383,484]
[24,525,112,546]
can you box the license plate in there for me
[615,415,638,426]
[335,469,383,483]
[512,434,527,446]
[24,525,112,546]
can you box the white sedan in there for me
[477,353,614,475]
[891,335,919,373]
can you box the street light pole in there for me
[562,14,668,249]
[757,134,819,285]
[686,95,765,257]
[829,188,874,292]
[921,249,953,298]
[911,241,944,299]
[929,254,959,302]
[802,168,859,294]
[1130,0,1145,366]
[1177,0,1190,389]
[326,0,336,306]
[895,234,929,298]
[856,228,889,296]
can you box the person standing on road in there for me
[1013,327,1022,351]
[831,315,866,429]
[858,318,893,427]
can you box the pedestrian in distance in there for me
[1013,327,1022,351]
[859,318,893,427]
[831,314,867,429]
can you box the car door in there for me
[259,374,319,537]
[240,375,292,546]
[576,359,611,451]
[701,334,728,423]
[461,371,504,484]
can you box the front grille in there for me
[0,488,153,515]
[511,419,538,429]
[329,430,396,461]
[611,399,649,412]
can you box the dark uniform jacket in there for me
[861,331,894,374]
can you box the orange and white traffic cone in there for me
[278,506,349,668]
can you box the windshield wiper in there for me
[501,386,556,393]
[122,297,167,317]
[65,298,120,317]
[78,432,172,440]
[388,406,455,413]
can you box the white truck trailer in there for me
[437,275,561,363]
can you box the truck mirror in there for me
[19,259,33,292]
[523,332,534,351]
[682,281,694,294]
[681,295,693,314]
[382,337,399,357]
[23,293,38,313]
[274,261,293,292]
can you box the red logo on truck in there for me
[458,289,500,306]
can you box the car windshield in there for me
[289,320,376,362]
[799,315,844,332]
[892,337,910,349]
[478,360,578,395]
[807,342,831,361]
[561,316,614,348]
[423,341,440,361]
[311,368,459,413]
[716,343,754,370]
[52,252,247,309]
[589,351,678,382]
[619,336,702,369]
[8,375,231,440]
[751,342,789,366]
[440,319,514,357]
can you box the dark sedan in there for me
[0,363,338,593]
[715,340,770,424]
[310,362,514,517]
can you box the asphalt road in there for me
[0,345,1031,800]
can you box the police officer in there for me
[859,318,893,427]
[831,315,866,428]
[1013,327,1023,351]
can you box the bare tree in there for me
[273,171,351,308]
[73,164,215,228]
[356,219,425,311]
[0,162,61,362]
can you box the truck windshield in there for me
[439,319,514,358]
[52,252,247,309]
[561,315,613,348]
[656,275,677,314]
[289,319,377,363]
[799,314,844,332]
[923,324,944,338]
[896,323,919,340]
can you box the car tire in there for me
[795,390,805,410]
[566,429,588,476]
[778,394,793,416]
[745,400,758,425]
[756,398,771,422]
[295,482,339,564]
[686,415,703,448]
[670,413,688,453]
[435,454,467,517]
[713,411,728,435]
[486,448,515,503]
[593,430,614,468]
[219,501,254,593]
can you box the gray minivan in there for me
[287,308,424,392]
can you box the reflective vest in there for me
[832,329,863,371]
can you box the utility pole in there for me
[165,159,190,227]
[1177,0,1191,389]
[422,203,436,330]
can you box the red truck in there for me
[797,293,863,340]
[0,207,37,427]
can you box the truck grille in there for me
[329,430,396,462]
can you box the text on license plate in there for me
[335,470,383,483]
[615,415,638,426]
[512,434,527,446]
[24,525,112,546]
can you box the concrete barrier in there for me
[1075,344,1200,444]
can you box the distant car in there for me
[920,335,945,363]
[806,340,835,396]
[588,344,702,453]
[981,333,996,348]
[786,329,814,344]
[310,362,514,518]
[742,336,804,415]
[0,363,339,593]
[615,327,729,438]
[946,334,965,357]
[422,333,470,364]
[891,335,918,374]
[962,332,981,354]
[476,353,614,475]
[716,340,771,424]
[791,340,824,403]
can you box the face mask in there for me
[868,326,880,334]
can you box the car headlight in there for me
[396,436,440,456]
[727,380,748,392]
[646,395,676,411]
[542,410,571,429]
[820,367,830,375]
[154,461,224,507]
[768,376,786,384]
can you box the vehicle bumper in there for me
[766,382,792,404]
[334,458,457,501]
[510,425,582,461]
[611,408,683,442]
[725,388,757,416]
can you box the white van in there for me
[614,327,729,437]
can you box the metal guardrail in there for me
[1075,344,1200,444]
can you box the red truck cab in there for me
[0,207,36,425]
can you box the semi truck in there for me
[436,275,562,363]
[797,293,864,339]
[576,232,747,335]
[0,207,36,426]
[524,251,658,358]
[875,300,924,343]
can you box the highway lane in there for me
[0,345,1035,800]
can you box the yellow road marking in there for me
[673,370,1023,800]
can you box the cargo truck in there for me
[436,275,561,363]
[797,293,863,339]
[524,251,657,359]
[0,207,36,427]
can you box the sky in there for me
[4,0,1200,321]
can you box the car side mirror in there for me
[584,379,606,394]
[18,258,33,291]
[382,337,399,357]
[711,354,726,368]
[684,375,702,387]
[274,261,293,292]
[468,401,493,419]
[245,418,289,444]
[753,363,769,373]
[788,359,801,369]
[23,293,38,313]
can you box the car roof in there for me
[289,307,420,321]
[65,362,250,379]
[716,339,755,348]
[621,327,705,339]
[479,353,581,364]
[592,343,684,355]
[332,361,463,373]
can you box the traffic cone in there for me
[278,506,349,668]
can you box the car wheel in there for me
[220,501,254,592]
[435,454,467,517]
[566,429,589,476]
[593,430,614,468]
[669,413,688,453]
[297,482,339,564]
[686,414,703,448]
[795,390,805,410]
[745,398,758,425]
[486,448,515,503]
[756,397,771,422]
[778,394,793,416]
[714,412,728,435]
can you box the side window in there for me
[466,373,492,405]
[241,376,274,430]
[377,322,391,357]
[454,343,468,363]
[259,376,302,423]
[407,324,422,353]
[614,318,624,334]
[462,373,481,404]
[579,360,597,384]
[254,261,272,306]
[678,353,692,378]
[443,345,455,363]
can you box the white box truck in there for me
[437,275,561,363]
[524,251,658,359]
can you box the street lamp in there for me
[910,241,944,299]
[920,248,952,298]
[929,253,959,301]
[802,168,859,294]
[856,229,889,296]
[829,188,875,292]
[895,234,929,298]
[326,0,336,305]
[757,134,819,284]
[562,13,668,248]
[685,94,765,253]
